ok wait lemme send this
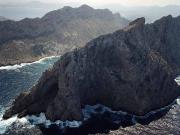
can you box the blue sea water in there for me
[0,56,60,109]
[0,56,61,134]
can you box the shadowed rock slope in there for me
[0,5,129,66]
[3,16,180,121]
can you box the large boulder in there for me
[3,16,180,121]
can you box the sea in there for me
[0,56,60,134]
[0,56,179,135]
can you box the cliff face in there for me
[146,15,180,75]
[3,16,180,121]
[0,5,129,66]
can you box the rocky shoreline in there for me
[2,99,180,135]
[0,55,60,68]
[0,56,44,67]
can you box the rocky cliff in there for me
[3,16,180,121]
[0,5,129,66]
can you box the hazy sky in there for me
[1,0,180,6]
[60,0,180,6]
[1,0,180,21]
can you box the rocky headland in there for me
[0,5,129,66]
[3,15,180,123]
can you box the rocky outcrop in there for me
[3,122,43,135]
[0,5,129,66]
[146,15,180,75]
[3,16,180,121]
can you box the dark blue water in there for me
[0,56,60,107]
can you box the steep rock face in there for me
[146,15,180,75]
[3,16,180,121]
[0,5,129,66]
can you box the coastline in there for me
[0,54,61,67]
[0,97,179,134]
[0,55,61,70]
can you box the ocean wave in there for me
[0,112,82,134]
[0,56,60,71]
[0,75,179,134]
[0,97,179,134]
[82,100,177,120]
[177,99,180,105]
[175,76,180,85]
[26,113,82,128]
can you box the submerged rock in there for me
[3,16,180,121]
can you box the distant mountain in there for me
[0,1,82,20]
[1,1,180,23]
[0,16,10,21]
[101,5,180,23]
[0,5,129,66]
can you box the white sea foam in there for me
[0,115,17,134]
[0,99,179,134]
[0,115,32,134]
[175,76,180,85]
[177,99,180,105]
[82,99,179,120]
[0,112,82,134]
[26,113,82,128]
[0,56,60,71]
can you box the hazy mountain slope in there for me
[0,16,10,21]
[1,1,180,23]
[0,5,129,66]
[103,5,180,23]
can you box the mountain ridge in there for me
[103,4,180,23]
[0,5,129,66]
[0,16,10,21]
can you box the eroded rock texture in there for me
[3,16,180,121]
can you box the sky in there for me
[0,0,180,21]
[0,0,180,6]
[59,0,180,6]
